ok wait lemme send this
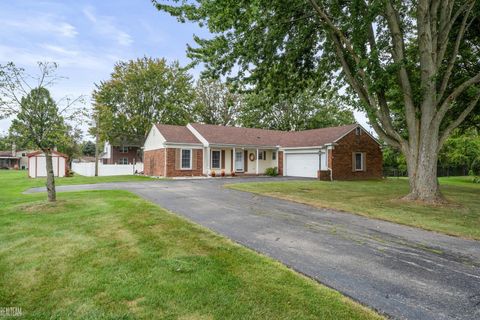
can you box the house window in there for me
[356,127,362,135]
[22,153,26,157]
[119,158,129,165]
[354,152,364,171]
[258,150,263,160]
[211,150,221,169]
[272,151,276,161]
[181,149,192,169]
[119,146,129,153]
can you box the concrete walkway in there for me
[26,178,480,320]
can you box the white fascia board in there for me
[186,124,209,147]
[164,142,204,149]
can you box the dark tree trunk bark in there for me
[45,150,56,202]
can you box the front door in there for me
[235,151,244,172]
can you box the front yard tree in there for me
[0,62,83,202]
[93,57,195,144]
[154,1,480,203]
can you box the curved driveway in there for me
[26,178,480,320]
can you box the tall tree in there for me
[82,141,97,157]
[154,0,480,203]
[240,89,355,131]
[0,62,83,202]
[93,57,195,144]
[194,78,242,125]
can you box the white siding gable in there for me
[144,126,166,151]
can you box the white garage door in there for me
[285,153,319,178]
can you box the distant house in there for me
[0,145,33,170]
[27,150,68,178]
[143,123,382,179]
[101,141,142,165]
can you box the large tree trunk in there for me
[45,150,56,202]
[403,135,445,204]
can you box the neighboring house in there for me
[28,150,68,178]
[0,145,33,170]
[101,141,142,165]
[0,150,20,169]
[143,123,382,179]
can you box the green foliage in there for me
[241,89,355,131]
[82,141,96,156]
[194,78,243,125]
[439,129,480,175]
[11,87,67,151]
[93,57,195,144]
[264,167,278,176]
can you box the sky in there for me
[0,0,369,139]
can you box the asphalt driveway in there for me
[26,178,480,320]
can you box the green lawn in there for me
[227,177,480,240]
[0,170,381,320]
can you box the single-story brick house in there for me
[143,123,382,180]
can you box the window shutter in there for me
[221,150,225,169]
[244,150,248,172]
[192,149,197,169]
[352,152,356,172]
[175,149,180,170]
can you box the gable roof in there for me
[280,124,359,147]
[190,123,285,147]
[151,123,373,148]
[155,124,201,144]
[27,150,68,158]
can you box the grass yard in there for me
[0,170,381,320]
[228,177,480,240]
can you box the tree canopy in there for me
[240,88,355,131]
[93,57,195,144]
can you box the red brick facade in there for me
[331,129,382,180]
[144,148,165,177]
[104,146,142,165]
[277,151,284,176]
[144,148,203,177]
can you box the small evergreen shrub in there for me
[265,167,278,176]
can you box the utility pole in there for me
[94,113,99,176]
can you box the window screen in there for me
[181,149,191,169]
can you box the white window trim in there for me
[119,158,129,165]
[211,149,221,169]
[181,148,193,170]
[354,152,365,171]
[119,146,129,153]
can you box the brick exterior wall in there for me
[105,146,142,165]
[144,148,165,177]
[165,148,203,177]
[331,129,382,180]
[277,151,284,176]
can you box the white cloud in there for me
[0,15,78,38]
[82,6,133,47]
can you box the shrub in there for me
[265,167,278,176]
[473,176,480,184]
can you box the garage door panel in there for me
[285,153,319,178]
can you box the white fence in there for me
[72,162,144,177]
